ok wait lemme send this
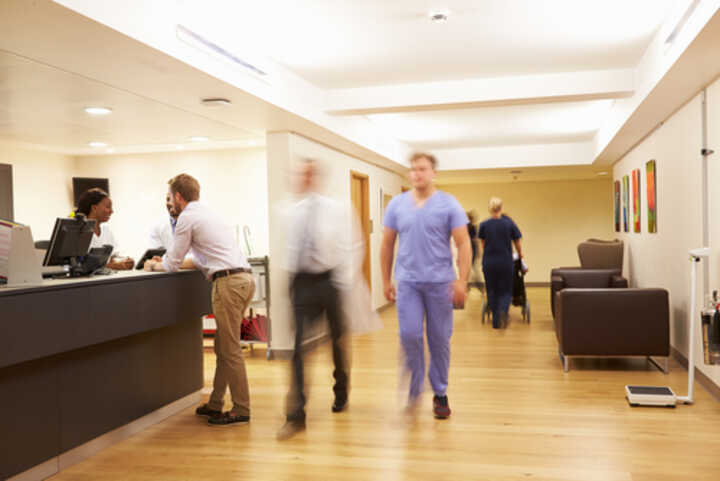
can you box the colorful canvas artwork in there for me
[614,180,621,232]
[622,175,629,232]
[646,160,657,233]
[632,169,641,233]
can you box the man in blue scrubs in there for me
[380,152,471,419]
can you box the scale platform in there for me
[625,385,677,407]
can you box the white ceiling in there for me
[171,0,692,164]
[2,0,717,182]
[178,0,683,89]
[366,100,615,149]
[0,51,262,155]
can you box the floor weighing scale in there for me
[625,247,710,407]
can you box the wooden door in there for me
[350,171,371,289]
[0,164,13,221]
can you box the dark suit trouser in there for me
[287,271,349,421]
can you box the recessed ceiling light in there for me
[189,136,209,142]
[428,10,449,23]
[84,107,113,115]
[88,141,107,148]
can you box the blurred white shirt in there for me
[286,192,362,289]
[162,201,250,280]
[149,216,176,250]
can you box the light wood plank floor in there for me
[50,288,720,481]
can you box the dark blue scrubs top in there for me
[478,215,522,266]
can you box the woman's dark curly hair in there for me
[76,188,109,217]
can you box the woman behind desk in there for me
[76,188,135,270]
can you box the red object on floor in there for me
[203,314,216,336]
[240,314,267,341]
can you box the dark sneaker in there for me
[276,419,306,440]
[207,412,250,427]
[195,403,222,418]
[433,395,451,419]
[332,398,348,413]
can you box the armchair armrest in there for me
[551,275,565,318]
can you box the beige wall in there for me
[73,148,268,260]
[0,142,75,240]
[440,178,614,283]
[266,132,405,351]
[614,83,720,389]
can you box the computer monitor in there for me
[43,216,96,267]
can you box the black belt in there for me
[212,268,252,282]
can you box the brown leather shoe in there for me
[276,419,306,440]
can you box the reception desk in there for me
[0,270,211,480]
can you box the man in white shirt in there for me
[277,158,360,441]
[148,193,178,251]
[143,173,255,427]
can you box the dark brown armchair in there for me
[578,239,624,270]
[554,287,670,372]
[551,268,627,317]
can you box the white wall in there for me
[0,142,75,240]
[613,87,720,389]
[266,132,405,351]
[73,148,268,260]
[705,77,720,388]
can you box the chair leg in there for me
[559,351,569,372]
[647,356,669,374]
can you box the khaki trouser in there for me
[208,272,255,416]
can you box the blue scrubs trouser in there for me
[397,281,454,400]
[483,260,514,328]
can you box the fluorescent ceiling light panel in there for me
[665,0,701,45]
[176,25,268,82]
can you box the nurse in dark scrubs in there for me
[478,197,523,328]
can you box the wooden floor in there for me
[50,288,720,481]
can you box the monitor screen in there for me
[72,178,109,206]
[43,217,96,266]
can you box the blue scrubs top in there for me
[383,191,468,283]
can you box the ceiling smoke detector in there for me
[201,98,232,107]
[428,10,449,23]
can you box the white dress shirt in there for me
[162,201,250,280]
[149,216,177,251]
[89,223,118,256]
[286,193,363,289]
